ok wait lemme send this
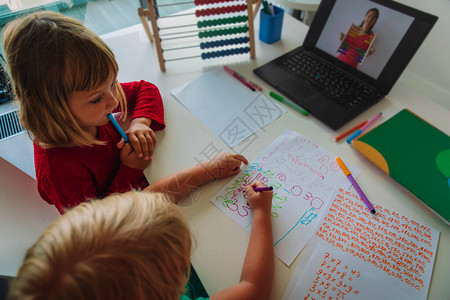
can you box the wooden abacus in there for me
[138,0,262,71]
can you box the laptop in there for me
[254,0,438,130]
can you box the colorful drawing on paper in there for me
[211,129,360,266]
[283,188,439,300]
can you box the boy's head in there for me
[2,11,126,146]
[8,191,192,300]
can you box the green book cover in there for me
[352,109,450,224]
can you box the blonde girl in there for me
[3,11,248,213]
[2,11,166,213]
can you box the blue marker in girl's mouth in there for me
[107,113,129,143]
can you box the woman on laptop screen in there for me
[337,8,379,68]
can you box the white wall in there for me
[396,0,450,110]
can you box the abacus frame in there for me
[138,0,262,71]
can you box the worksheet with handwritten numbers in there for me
[283,188,440,300]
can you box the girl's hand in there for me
[120,143,152,170]
[117,117,156,161]
[204,152,248,179]
[245,181,273,216]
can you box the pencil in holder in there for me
[259,5,284,44]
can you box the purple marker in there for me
[253,186,273,192]
[336,157,376,214]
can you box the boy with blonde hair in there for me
[8,181,274,300]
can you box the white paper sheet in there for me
[211,129,361,265]
[171,67,286,147]
[283,188,440,300]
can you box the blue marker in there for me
[107,113,129,143]
[347,112,382,144]
[346,128,363,143]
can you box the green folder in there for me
[352,109,450,224]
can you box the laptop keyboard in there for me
[278,51,376,109]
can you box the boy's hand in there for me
[245,180,273,216]
[117,117,156,161]
[120,143,152,170]
[204,152,248,179]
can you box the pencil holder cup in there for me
[259,6,284,44]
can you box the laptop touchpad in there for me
[278,77,315,100]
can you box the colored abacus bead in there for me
[199,36,250,50]
[201,46,250,59]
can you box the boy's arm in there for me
[144,164,213,203]
[144,152,247,203]
[211,181,274,300]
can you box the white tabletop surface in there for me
[271,0,320,12]
[0,9,449,300]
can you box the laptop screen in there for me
[315,0,413,79]
[304,0,437,94]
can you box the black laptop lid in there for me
[304,0,437,95]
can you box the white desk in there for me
[272,0,320,25]
[103,11,449,299]
[1,9,449,300]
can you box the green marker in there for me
[269,91,309,116]
[262,0,271,15]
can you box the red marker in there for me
[249,80,263,91]
[223,66,255,92]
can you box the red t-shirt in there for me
[34,81,165,214]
